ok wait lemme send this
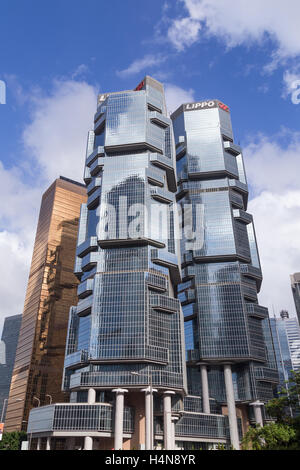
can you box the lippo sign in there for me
[184,100,229,113]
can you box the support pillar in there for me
[163,391,175,450]
[112,388,128,450]
[46,437,51,450]
[84,436,93,450]
[36,438,41,451]
[250,401,264,427]
[171,416,179,450]
[142,387,157,450]
[88,388,96,405]
[224,364,240,450]
[199,364,210,414]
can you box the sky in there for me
[0,0,300,335]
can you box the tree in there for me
[242,423,296,450]
[0,431,27,450]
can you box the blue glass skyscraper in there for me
[171,99,278,448]
[27,79,278,451]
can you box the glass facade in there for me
[291,273,300,325]
[0,314,22,422]
[5,178,87,432]
[171,100,278,413]
[63,76,186,395]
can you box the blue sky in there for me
[0,0,300,334]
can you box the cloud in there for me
[23,79,97,181]
[244,131,300,315]
[0,78,97,335]
[167,0,300,65]
[164,83,195,113]
[117,54,167,78]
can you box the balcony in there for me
[145,272,167,292]
[81,252,98,272]
[149,294,180,314]
[149,153,177,192]
[176,142,186,160]
[223,141,242,156]
[86,146,105,167]
[245,303,269,319]
[90,157,105,176]
[178,288,196,305]
[151,249,181,284]
[87,187,101,208]
[76,296,93,317]
[76,237,98,258]
[149,111,170,128]
[94,113,106,134]
[83,166,91,184]
[77,278,94,299]
[64,350,89,369]
[233,209,253,224]
[150,187,173,204]
[27,403,134,435]
[146,168,164,187]
[87,177,101,196]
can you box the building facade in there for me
[27,79,278,450]
[171,98,278,448]
[291,273,300,325]
[0,314,22,422]
[5,177,86,432]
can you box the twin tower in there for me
[28,76,278,450]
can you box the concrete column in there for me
[46,437,51,450]
[163,391,175,450]
[66,437,75,450]
[142,387,158,450]
[250,401,264,427]
[200,364,210,414]
[37,437,41,450]
[88,388,96,405]
[112,388,128,451]
[171,416,179,450]
[224,364,240,450]
[84,436,93,450]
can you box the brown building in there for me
[5,177,86,432]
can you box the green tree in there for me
[0,431,27,450]
[242,423,296,450]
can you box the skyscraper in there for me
[291,273,300,324]
[0,314,22,422]
[27,79,278,451]
[5,177,86,432]
[171,98,278,448]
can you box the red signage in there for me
[134,80,145,91]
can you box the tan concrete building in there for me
[5,177,86,432]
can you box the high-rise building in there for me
[291,273,300,324]
[282,312,300,372]
[270,315,294,395]
[4,177,86,432]
[27,78,278,451]
[171,98,278,448]
[0,314,22,422]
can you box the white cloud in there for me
[167,0,300,65]
[0,78,97,335]
[164,83,195,113]
[23,80,97,182]
[117,54,167,78]
[244,132,300,316]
